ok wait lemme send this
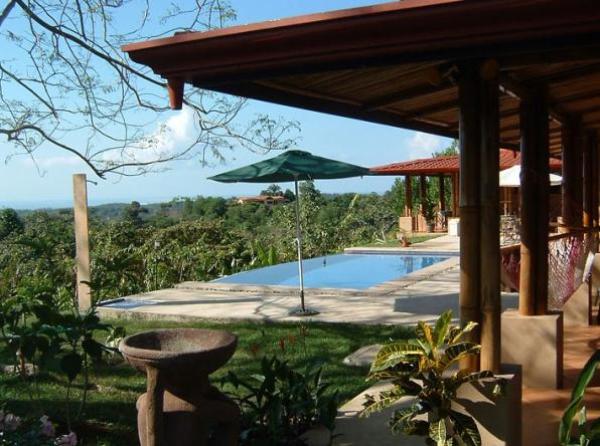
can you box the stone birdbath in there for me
[119,328,240,446]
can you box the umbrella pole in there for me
[294,179,306,312]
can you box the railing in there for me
[500,229,598,310]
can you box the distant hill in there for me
[15,200,187,221]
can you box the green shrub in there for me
[224,356,338,445]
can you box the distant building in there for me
[235,195,287,205]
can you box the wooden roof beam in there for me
[524,62,600,85]
[362,82,451,112]
[362,64,456,111]
[211,81,459,139]
[499,73,569,124]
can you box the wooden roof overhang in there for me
[371,149,563,176]
[123,0,600,156]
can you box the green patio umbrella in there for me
[209,150,370,315]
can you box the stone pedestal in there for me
[120,329,240,446]
[136,387,239,446]
[501,310,563,388]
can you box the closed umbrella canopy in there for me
[209,150,370,315]
[499,165,562,188]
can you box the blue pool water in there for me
[213,254,450,290]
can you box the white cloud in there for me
[405,132,447,160]
[102,106,197,165]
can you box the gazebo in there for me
[371,149,563,232]
[123,1,600,443]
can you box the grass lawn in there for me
[362,233,443,248]
[0,319,413,445]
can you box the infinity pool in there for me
[213,253,450,290]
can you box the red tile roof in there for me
[371,149,562,176]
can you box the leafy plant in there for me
[361,310,503,446]
[421,196,437,224]
[223,356,338,446]
[559,350,600,446]
[0,297,115,429]
[250,241,279,268]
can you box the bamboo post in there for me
[452,172,460,217]
[458,62,482,372]
[592,132,600,251]
[518,87,550,316]
[438,174,446,231]
[439,174,446,209]
[584,131,593,231]
[73,174,92,311]
[479,66,501,373]
[561,117,583,231]
[419,174,427,227]
[405,175,413,217]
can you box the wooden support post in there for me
[458,62,482,372]
[420,175,427,232]
[452,172,460,217]
[167,77,184,110]
[593,132,600,230]
[405,175,413,217]
[439,174,446,212]
[584,131,594,231]
[588,131,600,252]
[419,175,427,211]
[73,174,92,311]
[519,88,550,316]
[561,117,583,231]
[479,69,501,373]
[593,132,600,253]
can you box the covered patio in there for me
[123,1,600,444]
[370,149,563,233]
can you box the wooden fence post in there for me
[73,174,92,311]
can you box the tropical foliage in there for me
[0,181,411,306]
[224,356,338,446]
[559,350,600,446]
[360,311,503,446]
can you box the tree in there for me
[122,200,146,226]
[432,139,459,157]
[260,184,283,196]
[387,177,406,215]
[283,188,295,202]
[0,1,299,178]
[0,208,23,239]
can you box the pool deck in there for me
[98,235,518,325]
[344,234,459,256]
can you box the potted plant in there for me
[360,310,505,446]
[421,197,437,233]
[397,230,411,247]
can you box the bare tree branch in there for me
[0,1,16,27]
[0,0,300,178]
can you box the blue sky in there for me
[0,0,451,209]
